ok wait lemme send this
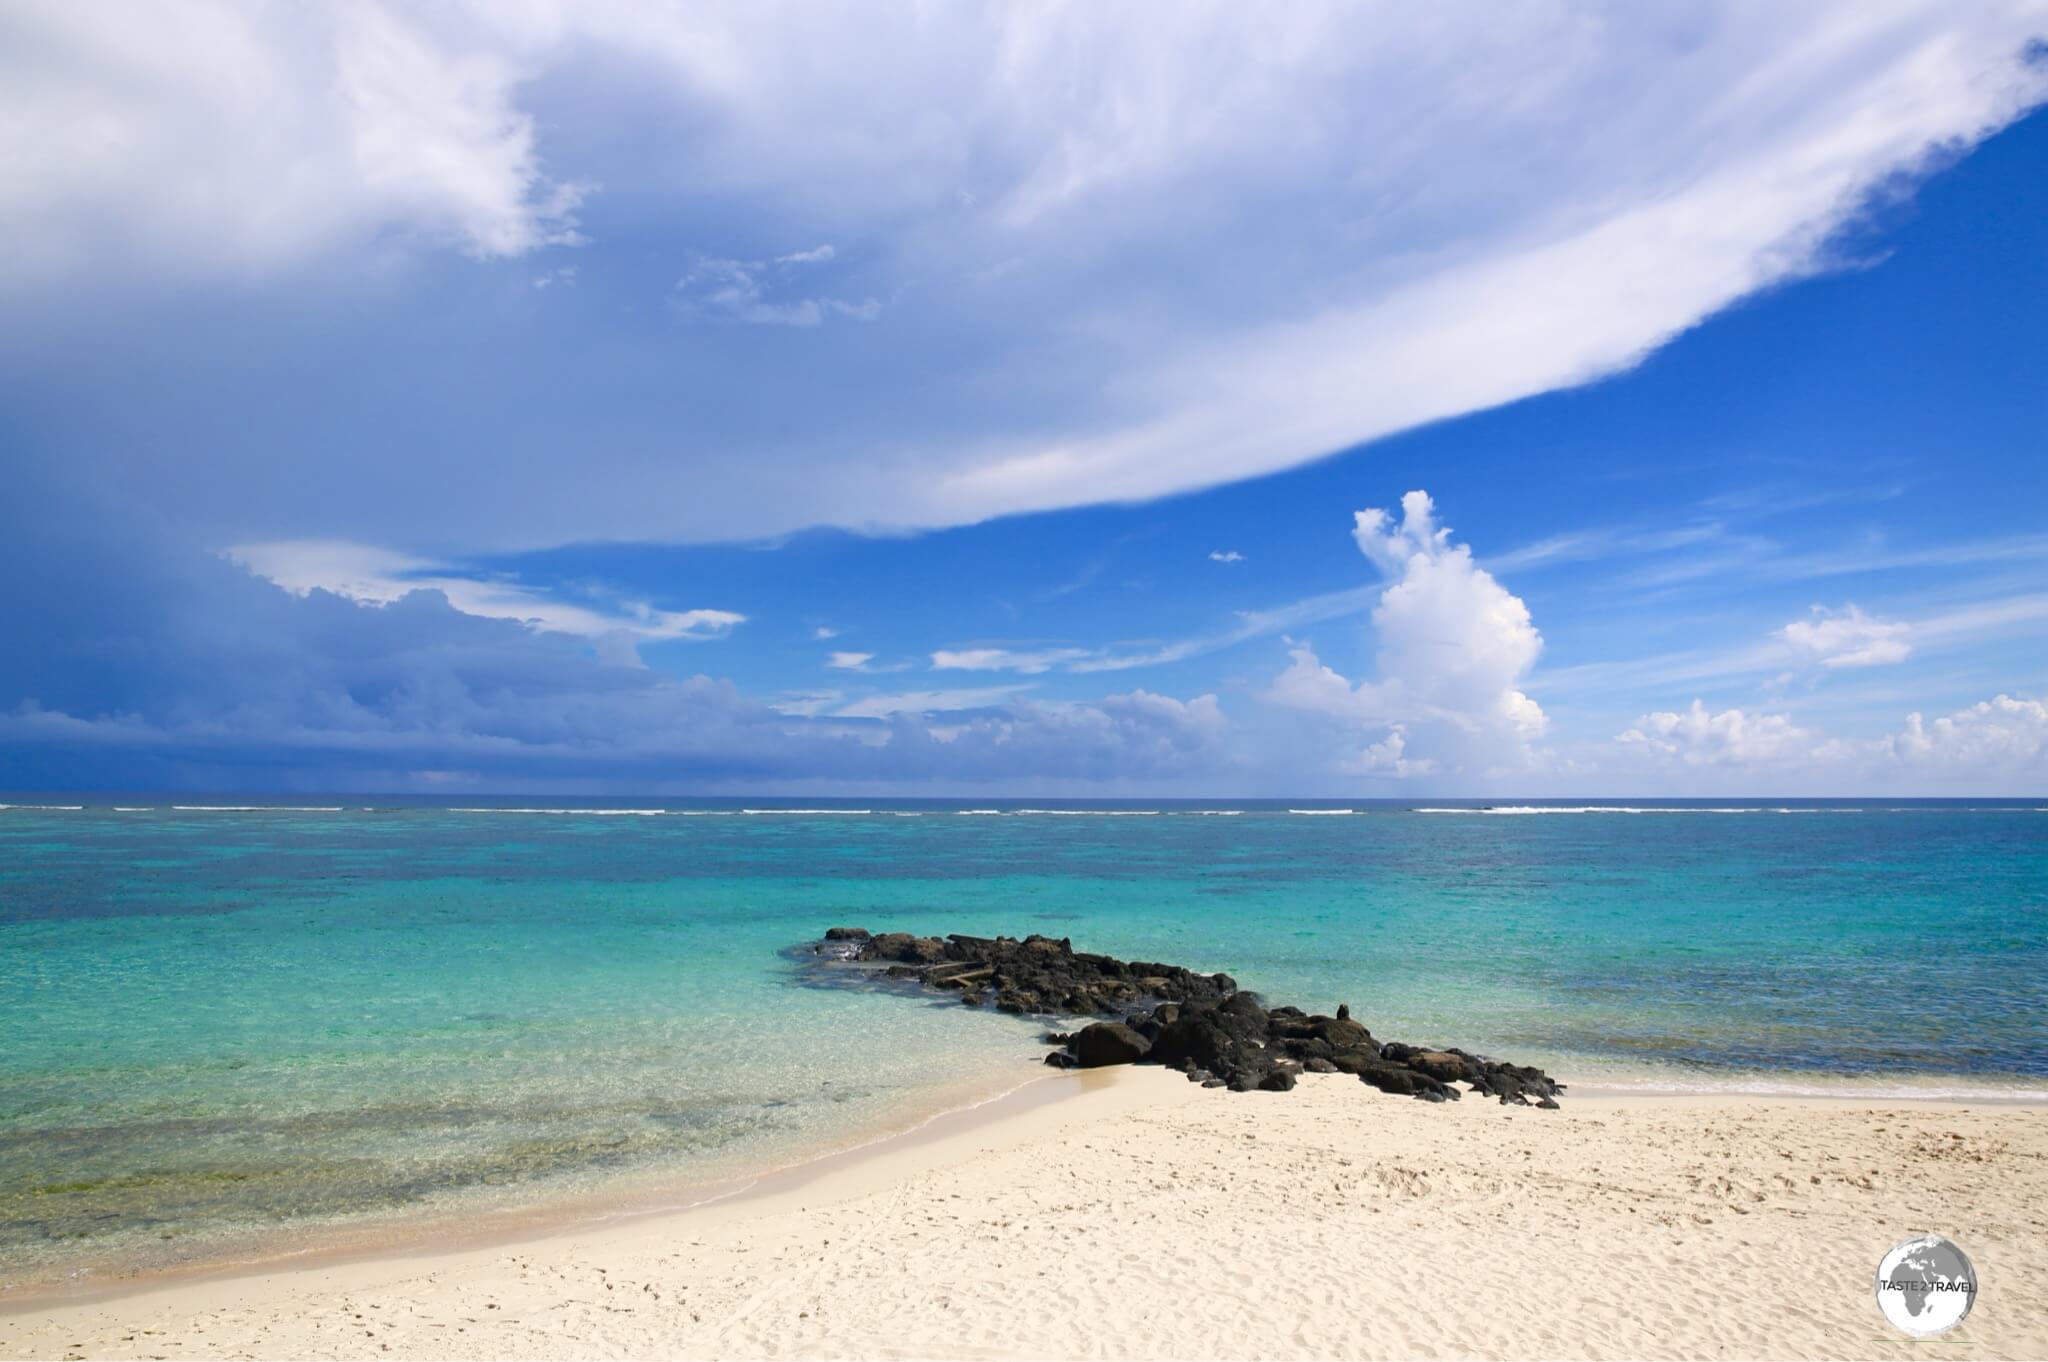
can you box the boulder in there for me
[862,933,947,964]
[824,926,871,941]
[1312,1016,1376,1050]
[1219,991,1269,1023]
[1355,1062,1460,1101]
[1071,1022,1152,1068]
[1319,1049,1387,1077]
[1406,1049,1469,1083]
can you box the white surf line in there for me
[0,803,85,810]
[740,808,874,815]
[1287,808,1359,815]
[1413,805,1762,815]
[170,805,344,812]
[1013,809,1161,816]
[447,807,667,815]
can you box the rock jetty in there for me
[808,928,1564,1106]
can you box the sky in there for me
[2,2,2046,796]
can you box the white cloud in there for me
[226,539,743,656]
[812,626,842,640]
[1618,694,2048,790]
[826,651,875,671]
[7,6,2045,547]
[672,247,878,327]
[1356,726,1434,779]
[1208,550,1245,563]
[931,646,1095,674]
[0,3,583,285]
[1619,701,1814,767]
[1869,694,2048,772]
[1264,490,1546,775]
[1780,604,1912,668]
[832,685,1037,719]
[766,689,844,718]
[1073,585,1381,674]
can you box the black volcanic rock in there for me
[1071,1021,1151,1067]
[806,928,1563,1107]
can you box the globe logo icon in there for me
[1874,1234,1977,1337]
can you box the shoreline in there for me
[6,1058,2046,1315]
[6,1069,2048,1358]
[0,1057,1077,1311]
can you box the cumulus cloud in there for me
[7,5,2046,549]
[1356,726,1434,779]
[1208,550,1245,564]
[1617,694,2048,790]
[1619,701,1815,766]
[826,651,876,671]
[1264,491,1546,776]
[1868,695,2048,772]
[1780,604,1913,668]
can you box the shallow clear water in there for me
[2,797,2044,1283]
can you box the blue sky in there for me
[2,4,2046,794]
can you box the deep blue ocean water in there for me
[2,797,2043,1285]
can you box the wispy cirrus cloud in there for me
[227,540,743,658]
[1531,591,2048,699]
[832,685,1039,719]
[671,245,879,327]
[930,647,1094,674]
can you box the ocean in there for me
[2,797,2043,1288]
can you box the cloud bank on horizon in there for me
[2,2,2046,794]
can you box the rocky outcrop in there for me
[832,929,1238,1015]
[805,929,1563,1107]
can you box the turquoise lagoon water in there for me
[2,797,2044,1285]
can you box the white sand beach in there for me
[4,1068,2044,1361]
